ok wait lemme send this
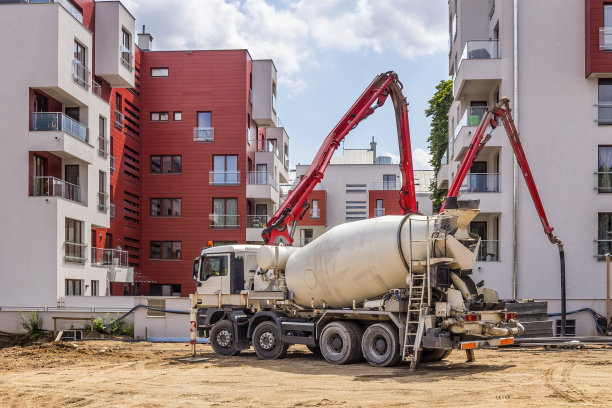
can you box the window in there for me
[195,112,213,141]
[151,198,182,216]
[598,79,612,125]
[598,146,612,192]
[150,284,181,297]
[213,241,238,247]
[73,41,87,88]
[122,29,131,52]
[598,213,612,259]
[301,229,313,246]
[150,241,182,259]
[98,116,107,158]
[151,112,169,121]
[173,111,182,121]
[200,255,229,281]
[198,111,212,128]
[151,67,169,77]
[65,279,83,296]
[375,199,384,217]
[211,198,239,228]
[311,199,320,218]
[151,155,181,173]
[383,175,397,190]
[98,171,107,212]
[603,5,612,50]
[91,280,99,296]
[121,28,132,70]
[64,218,84,263]
[212,155,239,185]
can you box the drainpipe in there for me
[512,0,519,300]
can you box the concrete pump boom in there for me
[262,71,417,245]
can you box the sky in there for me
[121,0,451,170]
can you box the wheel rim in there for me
[217,329,232,347]
[373,335,388,356]
[330,333,344,353]
[259,331,276,350]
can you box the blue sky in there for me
[121,0,450,169]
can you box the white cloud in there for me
[127,0,447,96]
[382,148,432,170]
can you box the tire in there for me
[252,321,288,360]
[210,320,240,356]
[361,323,401,367]
[419,348,452,363]
[319,321,363,365]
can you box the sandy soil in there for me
[1,340,611,407]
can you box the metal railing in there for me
[110,203,115,219]
[273,93,277,113]
[32,176,81,202]
[454,106,487,139]
[595,171,612,192]
[311,208,320,219]
[120,45,133,71]
[98,191,108,213]
[460,40,500,66]
[209,171,240,185]
[64,241,87,264]
[441,149,448,165]
[372,181,398,190]
[92,79,103,99]
[98,136,109,158]
[110,155,115,173]
[256,138,279,156]
[193,127,214,142]
[114,110,124,129]
[247,214,269,228]
[477,240,499,262]
[594,103,612,125]
[91,247,129,267]
[31,112,88,142]
[209,214,239,229]
[594,240,612,259]
[247,171,276,188]
[460,173,500,193]
[374,208,385,217]
[600,27,612,51]
[284,158,289,169]
[72,59,90,90]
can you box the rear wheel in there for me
[210,320,240,356]
[361,323,400,367]
[419,348,452,363]
[252,321,288,360]
[319,321,363,365]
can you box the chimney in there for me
[370,136,377,164]
[137,25,153,51]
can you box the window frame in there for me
[150,112,169,122]
[151,155,182,174]
[173,111,182,121]
[65,279,83,296]
[150,198,182,217]
[150,241,182,260]
[150,67,169,77]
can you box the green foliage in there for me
[91,313,131,336]
[19,310,43,340]
[93,316,106,334]
[121,323,134,337]
[425,79,454,206]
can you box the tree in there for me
[425,79,453,208]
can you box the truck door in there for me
[200,254,230,294]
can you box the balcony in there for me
[476,240,499,262]
[114,110,124,129]
[120,45,133,71]
[460,40,499,64]
[91,247,129,267]
[600,28,612,51]
[437,163,451,189]
[247,215,269,228]
[374,208,385,217]
[252,60,277,127]
[64,241,87,264]
[247,172,278,203]
[454,40,501,99]
[72,59,90,90]
[209,171,240,186]
[110,155,115,173]
[32,176,81,203]
[455,107,487,139]
[98,192,109,213]
[372,181,398,190]
[459,173,500,193]
[256,138,279,156]
[209,214,239,229]
[31,112,88,143]
[194,127,214,142]
[98,136,109,158]
[595,104,612,125]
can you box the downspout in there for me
[512,0,519,300]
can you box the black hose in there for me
[559,245,567,336]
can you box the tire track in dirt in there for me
[545,362,588,404]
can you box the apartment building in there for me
[437,0,612,335]
[0,0,287,306]
[292,141,434,246]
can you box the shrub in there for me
[121,323,134,337]
[19,310,43,340]
[93,316,106,334]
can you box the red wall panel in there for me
[586,0,612,76]
[295,190,327,226]
[368,190,403,218]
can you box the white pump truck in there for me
[187,73,545,368]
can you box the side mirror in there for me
[197,282,202,287]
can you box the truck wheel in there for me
[210,320,240,356]
[419,348,452,363]
[361,323,400,367]
[319,321,362,365]
[252,321,288,360]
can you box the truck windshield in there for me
[201,255,228,281]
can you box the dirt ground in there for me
[1,340,612,407]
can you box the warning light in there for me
[500,337,514,346]
[502,312,516,320]
[208,241,213,247]
[464,314,481,322]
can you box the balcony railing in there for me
[460,40,500,67]
[91,247,129,267]
[31,112,88,143]
[600,27,612,51]
[64,241,87,264]
[374,208,385,217]
[120,45,133,71]
[284,158,289,169]
[110,203,115,219]
[596,171,612,192]
[454,106,487,139]
[92,78,103,99]
[247,214,269,228]
[72,59,90,90]
[247,171,276,188]
[460,173,500,193]
[32,176,81,203]
[272,93,277,113]
[311,208,320,219]
[594,103,612,125]
[98,136,109,158]
[193,127,214,142]
[441,149,449,165]
[209,214,239,229]
[477,240,499,262]
[256,138,279,156]
[372,181,398,190]
[110,155,115,173]
[98,191,108,213]
[209,171,240,185]
[114,110,124,129]
[594,240,612,259]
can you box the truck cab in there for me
[192,245,260,295]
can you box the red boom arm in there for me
[262,71,417,245]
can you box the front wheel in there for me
[210,320,240,356]
[252,321,288,360]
